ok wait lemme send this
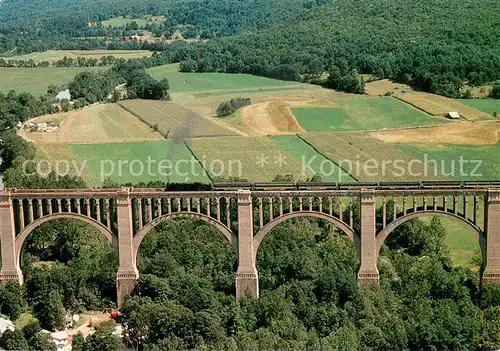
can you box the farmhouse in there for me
[447,111,460,119]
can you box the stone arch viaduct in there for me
[1,186,499,307]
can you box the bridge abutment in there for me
[0,191,23,284]
[115,189,139,307]
[358,190,379,284]
[236,190,259,299]
[483,189,500,282]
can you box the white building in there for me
[41,330,72,351]
[0,317,15,337]
[55,89,71,101]
[447,111,460,119]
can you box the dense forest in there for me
[1,0,500,96]
[174,0,500,97]
[0,0,323,53]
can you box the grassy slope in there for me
[147,64,303,93]
[397,143,500,180]
[70,141,210,186]
[101,16,148,27]
[292,96,444,132]
[458,99,500,115]
[7,50,153,62]
[271,135,355,182]
[0,66,106,95]
[186,136,313,182]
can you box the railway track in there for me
[163,180,500,192]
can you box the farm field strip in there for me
[186,136,314,182]
[147,64,304,93]
[394,92,492,121]
[5,50,153,62]
[458,99,500,116]
[70,140,210,186]
[120,99,236,137]
[34,143,94,182]
[292,107,359,131]
[334,96,444,130]
[270,135,354,182]
[118,99,237,138]
[300,132,445,182]
[292,96,444,132]
[396,143,500,181]
[28,104,162,144]
[189,86,307,98]
[0,66,107,95]
[370,122,500,146]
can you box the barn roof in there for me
[55,89,71,101]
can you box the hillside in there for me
[0,0,321,35]
[182,0,500,96]
[2,0,499,98]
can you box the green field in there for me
[101,16,149,27]
[292,107,359,131]
[397,143,500,180]
[147,64,303,93]
[293,96,443,132]
[186,136,313,182]
[6,50,153,63]
[271,135,354,182]
[459,99,500,116]
[421,217,481,270]
[0,66,106,95]
[70,141,211,186]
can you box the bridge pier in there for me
[0,192,23,284]
[483,189,500,282]
[115,189,139,307]
[236,190,259,299]
[358,190,379,284]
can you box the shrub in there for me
[216,97,251,117]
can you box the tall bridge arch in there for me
[376,210,484,254]
[253,211,358,256]
[132,212,238,263]
[15,213,115,279]
[1,186,499,307]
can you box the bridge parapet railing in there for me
[129,190,239,234]
[252,190,360,232]
[9,196,117,236]
[374,190,487,232]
